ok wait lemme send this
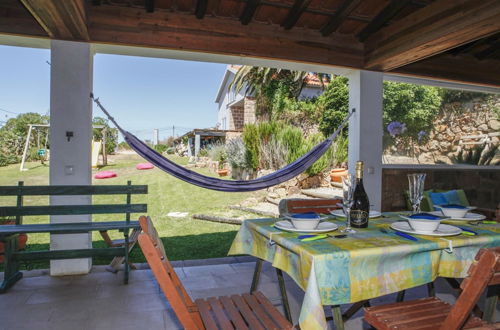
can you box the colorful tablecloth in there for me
[228,214,500,329]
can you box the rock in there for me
[276,188,287,198]
[240,197,259,207]
[478,124,488,131]
[418,153,433,164]
[267,192,280,199]
[488,120,500,131]
[288,187,301,196]
[437,125,447,132]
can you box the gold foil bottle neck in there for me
[355,161,363,179]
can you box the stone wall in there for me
[244,97,256,125]
[382,168,500,211]
[229,106,244,130]
[415,98,500,164]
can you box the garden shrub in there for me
[318,76,349,137]
[242,124,260,170]
[166,147,175,155]
[226,138,249,169]
[154,144,168,154]
[208,143,227,165]
[93,117,118,155]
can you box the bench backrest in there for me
[137,216,203,330]
[440,247,500,330]
[0,181,147,224]
[278,198,343,216]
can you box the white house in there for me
[214,65,329,130]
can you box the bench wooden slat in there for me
[14,247,125,260]
[0,204,147,217]
[207,297,234,330]
[195,299,219,330]
[0,221,140,234]
[0,185,147,196]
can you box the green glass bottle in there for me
[350,161,370,228]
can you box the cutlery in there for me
[379,228,418,241]
[299,233,347,241]
[458,227,478,236]
[301,234,327,242]
[482,221,497,224]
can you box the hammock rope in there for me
[91,94,353,192]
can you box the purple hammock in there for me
[92,94,352,192]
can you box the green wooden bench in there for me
[0,181,147,293]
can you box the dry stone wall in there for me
[415,97,499,164]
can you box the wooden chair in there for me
[364,247,500,330]
[250,198,342,324]
[137,216,294,330]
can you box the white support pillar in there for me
[347,70,384,211]
[49,40,94,276]
[194,134,201,157]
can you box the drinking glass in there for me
[407,173,426,214]
[340,174,356,233]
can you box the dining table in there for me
[228,212,500,330]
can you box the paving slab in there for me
[1,259,499,330]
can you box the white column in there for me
[347,70,383,211]
[194,134,201,157]
[49,40,94,276]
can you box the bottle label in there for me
[350,210,368,226]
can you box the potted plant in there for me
[0,216,28,263]
[209,144,229,177]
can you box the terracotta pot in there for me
[217,169,229,177]
[330,168,348,183]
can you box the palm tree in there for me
[229,66,330,119]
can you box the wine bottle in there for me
[350,161,370,228]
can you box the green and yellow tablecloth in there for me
[228,214,500,329]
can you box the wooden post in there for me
[20,125,33,171]
[102,126,107,166]
[16,181,24,225]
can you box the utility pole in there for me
[172,125,175,138]
[153,129,159,146]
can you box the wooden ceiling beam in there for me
[320,0,363,36]
[365,0,500,71]
[87,5,363,68]
[195,0,208,19]
[281,0,312,30]
[20,0,89,40]
[145,0,155,13]
[357,0,412,42]
[394,54,500,88]
[240,0,260,25]
[476,41,500,60]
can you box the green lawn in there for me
[0,154,263,269]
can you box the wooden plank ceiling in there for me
[1,0,499,86]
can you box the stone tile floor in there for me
[0,256,498,330]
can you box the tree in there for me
[230,66,329,120]
[318,76,349,136]
[92,117,118,155]
[383,82,441,148]
[0,113,48,166]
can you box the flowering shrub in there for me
[386,121,407,137]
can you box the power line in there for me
[0,108,19,115]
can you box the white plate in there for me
[330,210,382,218]
[284,214,332,222]
[390,221,462,237]
[429,211,486,222]
[274,220,338,233]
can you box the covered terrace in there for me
[0,0,499,329]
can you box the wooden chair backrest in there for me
[441,247,500,330]
[278,198,343,216]
[137,216,203,330]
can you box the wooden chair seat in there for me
[365,247,500,330]
[365,297,486,330]
[194,292,293,330]
[137,216,294,329]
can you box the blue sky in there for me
[0,45,227,140]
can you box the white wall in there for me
[49,40,94,276]
[216,69,247,129]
